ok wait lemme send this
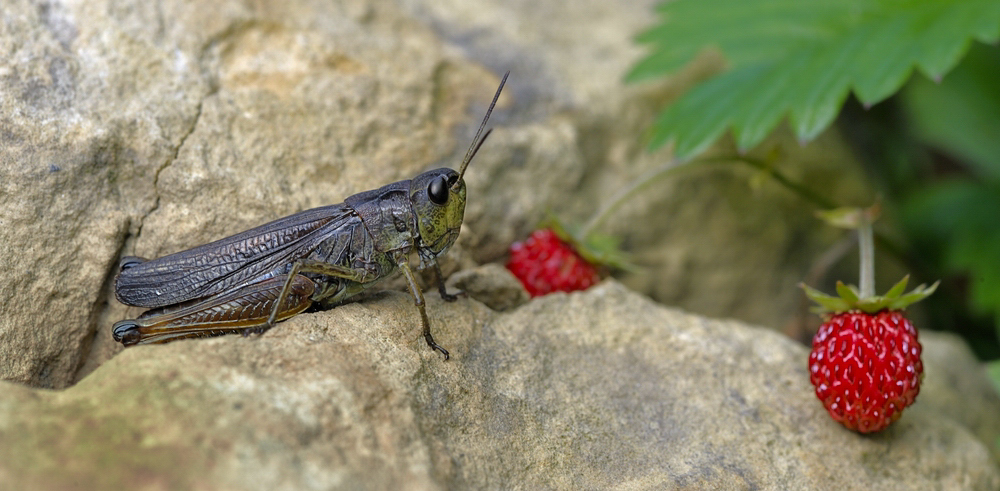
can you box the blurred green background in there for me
[846,42,1000,360]
[629,0,1000,367]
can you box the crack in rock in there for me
[135,95,206,241]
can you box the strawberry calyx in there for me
[802,204,938,316]
[542,216,635,273]
[801,275,939,317]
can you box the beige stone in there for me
[0,279,997,489]
[2,0,880,388]
[5,1,997,487]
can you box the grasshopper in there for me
[112,72,508,359]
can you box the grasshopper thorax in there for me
[409,168,466,259]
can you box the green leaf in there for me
[648,65,770,156]
[631,0,1000,157]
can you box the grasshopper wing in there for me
[115,204,356,308]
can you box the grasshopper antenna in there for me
[454,70,508,189]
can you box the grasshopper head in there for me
[410,71,507,262]
[410,168,467,258]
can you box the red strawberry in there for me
[506,228,600,297]
[803,207,937,433]
[808,308,923,433]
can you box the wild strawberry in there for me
[506,159,693,297]
[808,307,924,433]
[506,228,600,297]
[803,206,937,433]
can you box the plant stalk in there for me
[578,155,907,282]
[858,211,875,298]
[579,155,830,241]
[580,159,686,240]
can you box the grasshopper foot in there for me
[439,289,467,302]
[425,332,450,360]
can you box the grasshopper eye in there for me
[428,175,449,205]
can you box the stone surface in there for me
[0,0,514,387]
[5,2,997,486]
[0,278,997,490]
[920,330,1000,462]
[447,262,529,311]
[2,0,881,389]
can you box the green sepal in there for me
[583,232,639,273]
[855,297,885,313]
[815,205,881,230]
[835,281,859,304]
[816,207,865,230]
[801,283,851,313]
[802,277,939,315]
[884,275,910,300]
[540,214,576,244]
[541,216,638,273]
[887,281,940,310]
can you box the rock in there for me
[447,262,529,311]
[0,0,200,387]
[2,0,879,389]
[920,331,1000,462]
[3,1,997,488]
[0,280,997,490]
[0,0,514,387]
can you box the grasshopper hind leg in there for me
[113,274,316,346]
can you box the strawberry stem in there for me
[858,211,875,299]
[580,159,686,240]
[578,155,914,285]
[718,155,836,210]
[579,155,833,241]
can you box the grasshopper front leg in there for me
[398,259,450,360]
